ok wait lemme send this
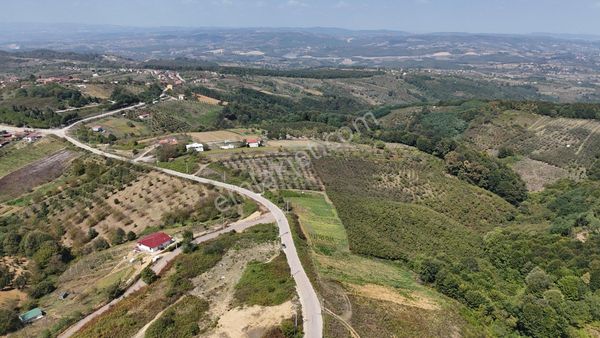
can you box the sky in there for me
[2,0,600,35]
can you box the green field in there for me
[157,154,200,174]
[234,253,295,306]
[91,117,150,138]
[285,190,483,337]
[284,191,348,254]
[0,136,67,178]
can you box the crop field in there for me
[0,136,68,178]
[215,153,323,191]
[0,149,78,201]
[465,110,600,170]
[143,100,223,132]
[54,171,217,241]
[285,190,483,337]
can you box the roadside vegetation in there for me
[234,253,295,307]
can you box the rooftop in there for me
[137,232,172,249]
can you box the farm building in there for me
[138,113,151,120]
[91,126,104,132]
[24,133,42,143]
[186,143,205,152]
[246,139,261,148]
[178,94,185,100]
[220,143,235,150]
[137,232,173,253]
[19,308,44,324]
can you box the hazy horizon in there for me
[2,0,600,35]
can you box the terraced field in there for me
[466,110,600,170]
[214,153,323,191]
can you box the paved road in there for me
[4,104,323,337]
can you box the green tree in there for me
[0,308,21,335]
[557,276,587,301]
[0,264,14,289]
[589,260,600,292]
[110,228,126,246]
[126,231,137,241]
[141,266,158,284]
[519,296,568,338]
[526,267,552,295]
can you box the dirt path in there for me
[324,308,361,338]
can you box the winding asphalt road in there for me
[2,104,323,337]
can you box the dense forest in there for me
[0,84,97,127]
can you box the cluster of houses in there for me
[0,130,42,148]
[158,137,263,154]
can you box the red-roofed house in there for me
[136,232,173,253]
[246,138,261,148]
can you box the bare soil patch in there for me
[349,283,439,311]
[0,149,77,201]
[511,158,571,192]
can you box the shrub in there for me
[141,266,158,284]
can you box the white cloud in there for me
[285,0,308,7]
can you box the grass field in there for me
[0,136,68,178]
[285,190,483,337]
[90,117,150,138]
[234,253,295,307]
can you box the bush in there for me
[29,280,56,298]
[141,266,158,284]
[0,308,21,335]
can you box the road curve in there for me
[3,104,323,337]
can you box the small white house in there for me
[91,126,104,132]
[178,94,185,100]
[220,143,235,150]
[186,143,205,152]
[247,139,261,148]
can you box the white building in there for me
[186,143,205,152]
[136,232,173,253]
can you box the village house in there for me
[136,232,173,253]
[186,143,204,152]
[246,138,261,148]
[91,126,104,132]
[177,94,185,100]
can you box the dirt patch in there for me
[188,241,298,337]
[0,288,27,308]
[189,130,252,143]
[0,149,77,201]
[214,301,295,338]
[348,283,439,311]
[511,158,570,192]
